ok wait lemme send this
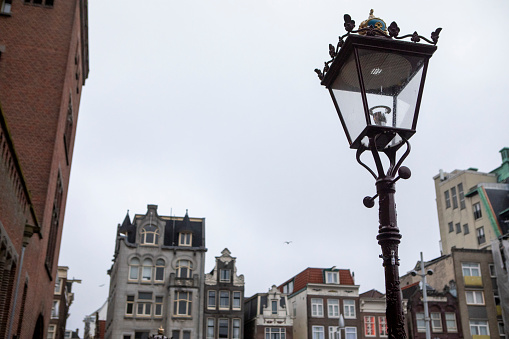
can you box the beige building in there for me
[434,147,509,255]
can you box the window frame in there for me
[207,318,215,339]
[47,324,57,339]
[177,259,193,279]
[51,300,59,319]
[463,223,470,235]
[416,312,425,332]
[344,299,356,319]
[458,183,465,209]
[136,292,153,317]
[174,291,192,317]
[462,262,481,277]
[444,190,451,209]
[125,295,135,316]
[311,298,324,317]
[327,299,339,318]
[265,328,286,339]
[431,312,443,332]
[129,257,140,281]
[219,290,230,310]
[141,258,153,282]
[232,291,241,310]
[220,269,231,282]
[155,296,163,317]
[328,326,338,339]
[179,232,192,246]
[218,318,229,339]
[445,312,457,332]
[448,222,454,233]
[455,222,461,234]
[451,186,458,209]
[141,224,159,245]
[470,320,489,336]
[155,259,165,282]
[345,327,357,339]
[312,326,324,339]
[232,318,241,339]
[473,202,482,219]
[466,290,485,305]
[208,290,216,309]
[379,316,387,336]
[364,316,376,336]
[476,226,486,245]
[325,271,339,284]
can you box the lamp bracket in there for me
[314,14,441,81]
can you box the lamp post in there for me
[149,326,168,339]
[410,252,434,339]
[315,10,440,339]
[337,314,345,339]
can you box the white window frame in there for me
[328,326,338,339]
[54,277,62,294]
[312,326,324,339]
[155,296,163,317]
[51,300,59,319]
[218,318,229,339]
[311,298,323,317]
[233,291,241,310]
[220,269,231,282]
[141,258,153,282]
[344,299,356,319]
[48,324,56,339]
[470,320,489,336]
[179,232,192,246]
[265,328,285,339]
[177,259,193,279]
[462,262,481,277]
[129,257,140,281]
[207,318,215,339]
[125,295,135,316]
[431,312,442,332]
[271,300,278,314]
[219,290,230,310]
[325,271,339,284]
[416,312,425,332]
[141,224,159,245]
[445,313,457,332]
[345,327,357,339]
[136,302,152,317]
[466,290,485,305]
[208,290,216,309]
[232,318,241,339]
[364,316,376,336]
[327,299,339,318]
[379,316,387,336]
[174,291,192,317]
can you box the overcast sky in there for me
[59,0,509,332]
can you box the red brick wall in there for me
[0,0,87,337]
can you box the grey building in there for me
[105,205,207,339]
[204,248,245,339]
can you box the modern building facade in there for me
[105,205,207,339]
[278,267,360,339]
[0,1,88,337]
[434,147,509,255]
[244,285,293,339]
[401,248,501,339]
[204,248,245,339]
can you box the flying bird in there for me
[283,241,292,245]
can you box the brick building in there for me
[0,0,88,337]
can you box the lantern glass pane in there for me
[330,53,366,144]
[357,48,426,130]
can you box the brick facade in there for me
[0,0,88,337]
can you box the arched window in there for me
[129,258,140,281]
[177,259,193,278]
[155,259,165,282]
[142,258,153,281]
[141,225,159,245]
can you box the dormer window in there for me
[141,225,159,245]
[179,232,192,246]
[325,271,339,284]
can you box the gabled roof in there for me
[278,267,355,295]
[360,289,385,299]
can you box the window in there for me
[54,277,62,294]
[137,292,153,316]
[328,326,338,339]
[155,296,163,316]
[444,190,451,209]
[451,187,458,209]
[126,295,134,315]
[220,269,231,282]
[174,291,192,316]
[416,313,425,332]
[179,232,192,246]
[266,328,285,339]
[327,299,339,318]
[470,320,489,336]
[499,321,505,337]
[364,316,375,336]
[466,290,484,305]
[51,300,59,319]
[458,183,465,209]
[312,326,324,339]
[464,223,470,235]
[218,319,228,339]
[292,302,296,317]
[183,331,191,339]
[172,330,180,339]
[45,175,63,272]
[177,259,193,278]
[141,225,159,245]
[326,271,339,284]
[64,330,72,338]
[47,325,56,339]
[24,0,53,5]
[379,316,387,336]
[63,96,73,165]
[232,319,241,339]
[445,312,457,332]
[207,319,215,339]
[431,312,442,332]
[344,299,356,318]
[462,263,481,277]
[155,259,165,282]
[477,227,486,245]
[233,291,241,309]
[1,0,12,14]
[208,290,216,309]
[455,223,461,234]
[448,222,454,233]
[345,327,357,339]
[311,298,323,317]
[490,264,496,277]
[142,258,153,281]
[219,291,229,309]
[129,258,140,281]
[473,202,482,219]
[272,300,278,314]
[283,281,294,294]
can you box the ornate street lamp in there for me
[149,326,168,339]
[315,10,440,339]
